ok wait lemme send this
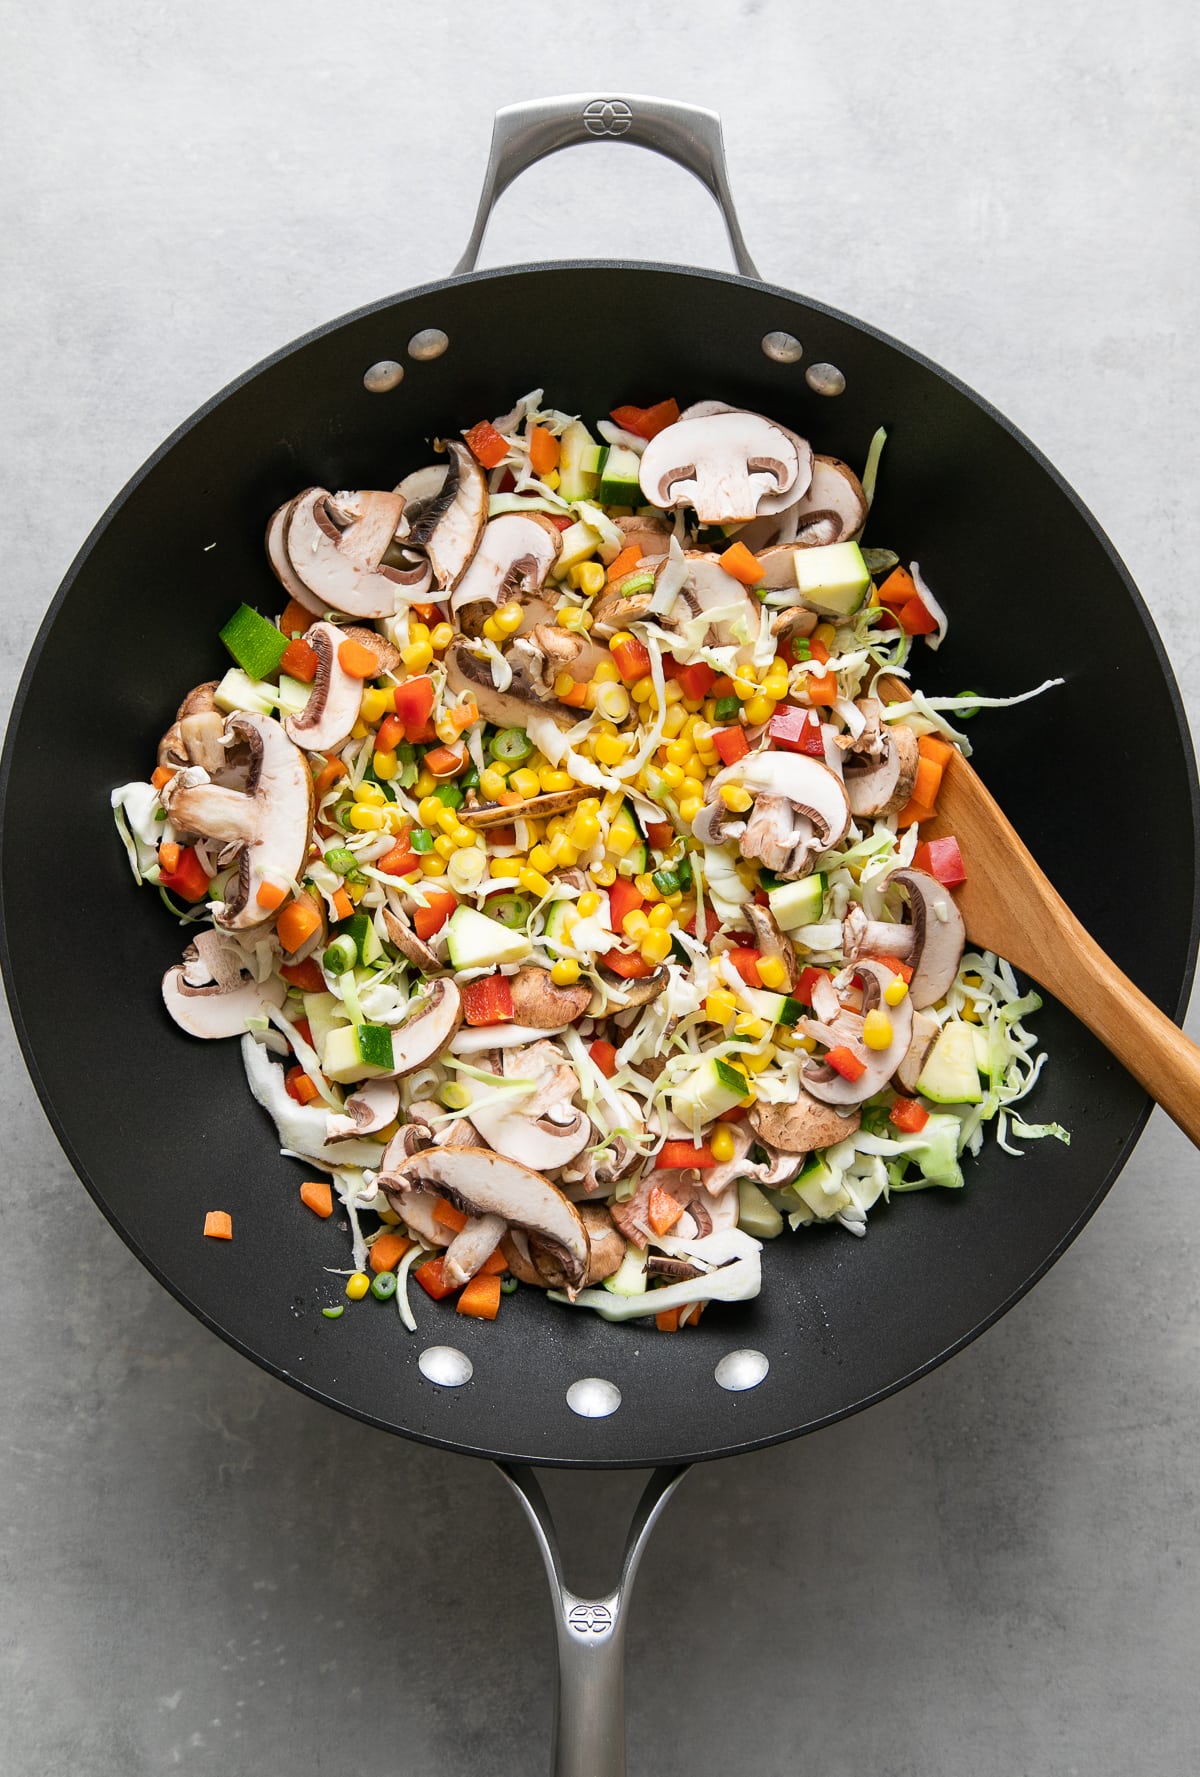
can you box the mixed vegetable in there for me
[113,391,1066,1331]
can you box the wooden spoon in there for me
[875,674,1200,1146]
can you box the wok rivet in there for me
[363,360,405,394]
[805,362,846,397]
[418,1345,473,1388]
[408,329,449,362]
[566,1377,622,1419]
[714,1349,769,1392]
[762,330,803,364]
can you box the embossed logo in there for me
[582,99,633,138]
[568,1602,613,1634]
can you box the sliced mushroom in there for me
[802,959,915,1108]
[694,752,850,879]
[465,1041,591,1172]
[841,705,920,818]
[508,967,592,1029]
[458,785,590,829]
[507,625,601,698]
[443,639,580,731]
[386,979,463,1075]
[283,488,414,619]
[160,712,313,930]
[325,1078,400,1141]
[888,869,967,1009]
[162,945,286,1038]
[615,513,675,557]
[266,499,326,617]
[789,455,868,541]
[449,512,562,635]
[896,1009,941,1094]
[387,1146,589,1288]
[382,906,442,975]
[284,621,364,753]
[405,441,488,590]
[441,1213,508,1290]
[587,964,669,1016]
[639,407,810,523]
[743,904,800,992]
[750,1091,861,1155]
[158,682,226,774]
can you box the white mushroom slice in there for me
[162,949,286,1038]
[449,512,562,635]
[896,1009,941,1094]
[802,960,915,1109]
[325,1078,400,1142]
[466,1041,591,1172]
[388,1147,589,1287]
[443,640,579,731]
[160,712,313,930]
[284,487,412,619]
[696,752,850,877]
[888,869,967,1009]
[266,499,326,616]
[441,1213,507,1289]
[639,409,810,523]
[387,980,463,1075]
[405,441,488,590]
[159,682,228,775]
[843,717,920,818]
[678,553,763,662]
[789,455,868,541]
[283,621,364,754]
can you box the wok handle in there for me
[498,1462,689,1777]
[454,94,759,278]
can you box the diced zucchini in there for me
[275,673,312,718]
[557,421,602,501]
[302,991,350,1060]
[333,912,383,967]
[603,1244,649,1296]
[669,1057,746,1124]
[609,800,648,878]
[792,540,871,616]
[768,873,826,932]
[555,519,604,575]
[793,1157,854,1219]
[915,1021,984,1104]
[321,1021,396,1083]
[213,667,275,716]
[219,603,289,680]
[737,1178,784,1239]
[597,443,642,506]
[444,905,532,970]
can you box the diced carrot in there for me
[423,743,467,778]
[917,734,955,769]
[280,957,326,992]
[558,680,591,709]
[889,1097,930,1134]
[865,952,914,984]
[457,1273,502,1320]
[447,699,480,732]
[896,799,936,831]
[276,897,323,954]
[370,1231,414,1272]
[337,638,382,679]
[606,544,644,583]
[433,1198,469,1234]
[377,841,419,879]
[648,1185,685,1237]
[655,1305,681,1332]
[876,567,917,609]
[610,635,653,684]
[487,824,516,848]
[463,420,509,469]
[285,1066,319,1105]
[300,1180,334,1219]
[527,426,560,477]
[476,1248,509,1277]
[203,1211,232,1240]
[599,946,656,979]
[804,669,839,706]
[151,765,174,791]
[589,1039,618,1078]
[158,840,181,874]
[313,758,349,800]
[330,887,354,921]
[712,725,750,766]
[411,602,440,623]
[256,880,288,912]
[280,637,319,682]
[911,756,943,810]
[826,1046,867,1082]
[414,1256,459,1301]
[497,789,524,807]
[413,890,458,941]
[897,596,939,637]
[808,635,830,666]
[727,946,763,988]
[278,596,315,638]
[659,1140,716,1171]
[718,541,766,586]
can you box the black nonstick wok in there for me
[2,96,1197,1776]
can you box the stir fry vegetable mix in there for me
[112,391,1067,1329]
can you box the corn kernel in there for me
[372,750,399,781]
[658,762,685,792]
[744,695,777,727]
[430,622,454,651]
[682,698,703,714]
[756,955,789,991]
[351,719,370,739]
[416,795,442,828]
[605,827,636,867]
[710,1125,737,1164]
[813,622,838,649]
[640,929,674,964]
[489,856,524,879]
[452,825,478,849]
[551,834,580,867]
[884,976,910,1007]
[434,833,457,859]
[420,852,448,877]
[735,1013,769,1040]
[541,468,560,491]
[528,843,556,874]
[569,814,601,849]
[355,779,386,807]
[575,890,601,918]
[960,996,982,1024]
[622,910,650,940]
[719,783,753,813]
[401,640,434,672]
[345,1272,371,1301]
[552,673,576,701]
[509,768,540,800]
[360,687,391,723]
[761,664,790,700]
[662,680,684,706]
[634,873,661,901]
[575,560,606,597]
[408,621,430,644]
[862,1008,894,1050]
[481,615,503,643]
[648,902,674,930]
[558,605,592,632]
[631,677,656,704]
[414,769,436,798]
[432,807,456,835]
[592,658,620,685]
[703,699,718,724]
[678,795,703,823]
[494,600,524,636]
[594,732,629,765]
[540,768,575,794]
[519,867,552,898]
[705,989,738,1025]
[476,767,504,801]
[660,705,688,738]
[349,805,387,830]
[739,1044,776,1073]
[383,806,407,834]
[664,737,693,769]
[696,747,720,769]
[433,713,459,745]
[594,683,631,724]
[679,775,705,803]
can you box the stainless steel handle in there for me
[454,94,759,279]
[498,1462,689,1777]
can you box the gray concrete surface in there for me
[2,4,1198,1773]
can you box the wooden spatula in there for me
[875,674,1200,1146]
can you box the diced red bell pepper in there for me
[727,947,763,988]
[673,661,716,701]
[280,957,327,993]
[889,1096,930,1134]
[159,845,211,903]
[826,1045,867,1082]
[659,1139,717,1171]
[392,674,435,742]
[589,1039,618,1079]
[768,705,824,756]
[717,1105,748,1123]
[461,974,515,1026]
[599,946,656,980]
[378,844,419,879]
[876,567,917,609]
[609,398,680,440]
[607,877,645,930]
[897,596,939,636]
[913,835,967,886]
[795,966,831,1006]
[712,725,750,767]
[413,890,458,941]
[375,712,406,753]
[551,514,574,532]
[644,821,674,851]
[487,824,517,848]
[291,1018,314,1050]
[495,469,517,494]
[463,419,509,469]
[414,1256,460,1301]
[685,908,719,943]
[284,1065,318,1106]
[610,635,653,684]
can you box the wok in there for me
[1,96,1196,1775]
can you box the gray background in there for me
[2,4,1198,1773]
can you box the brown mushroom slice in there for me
[283,621,364,754]
[160,712,313,931]
[466,1041,591,1172]
[162,951,286,1038]
[388,1146,589,1288]
[506,625,603,699]
[790,455,868,541]
[443,640,580,732]
[441,1213,508,1290]
[639,408,809,523]
[405,441,488,590]
[750,1092,861,1155]
[803,960,915,1109]
[284,488,413,620]
[743,904,800,992]
[449,511,562,635]
[508,967,592,1029]
[501,1201,623,1290]
[586,964,669,1016]
[386,979,463,1075]
[325,1078,400,1141]
[615,513,674,557]
[888,869,967,1009]
[458,785,590,829]
[895,1009,941,1094]
[266,498,326,617]
[158,682,225,774]
[381,906,441,975]
[843,717,920,819]
[697,752,850,878]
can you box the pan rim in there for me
[2,259,1197,1468]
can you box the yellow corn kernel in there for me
[696,747,720,770]
[479,767,507,801]
[401,640,434,673]
[622,910,650,940]
[719,783,753,813]
[960,996,982,1024]
[591,861,617,887]
[705,988,738,1026]
[862,1008,894,1051]
[735,1013,769,1040]
[761,664,790,700]
[631,677,656,704]
[710,1125,737,1165]
[682,699,703,715]
[678,795,703,823]
[575,560,606,597]
[569,813,601,849]
[884,976,910,1007]
[414,769,436,798]
[541,468,560,491]
[739,1044,776,1073]
[489,856,524,879]
[679,775,705,803]
[451,825,478,850]
[528,843,556,874]
[360,687,391,723]
[640,928,674,964]
[664,737,693,769]
[813,622,838,649]
[702,699,718,724]
[417,795,443,828]
[348,805,386,831]
[494,600,524,636]
[550,834,580,867]
[634,873,661,902]
[661,680,684,706]
[756,954,789,991]
[434,833,457,860]
[509,767,541,800]
[743,694,777,727]
[433,807,457,835]
[481,616,504,643]
[594,731,629,765]
[576,890,602,918]
[371,750,399,781]
[433,714,460,745]
[591,658,621,684]
[659,762,685,791]
[558,605,592,633]
[420,852,448,877]
[662,706,690,738]
[383,806,407,835]
[606,826,636,864]
[345,1272,371,1301]
[351,719,370,739]
[539,768,575,794]
[647,902,674,930]
[355,780,386,807]
[408,621,430,644]
[550,957,582,986]
[519,867,552,898]
[546,814,566,839]
[430,622,454,651]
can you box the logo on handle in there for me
[582,99,633,138]
[568,1602,614,1634]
